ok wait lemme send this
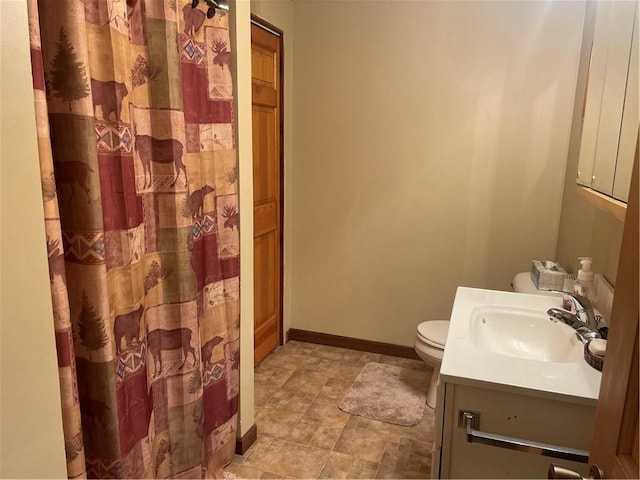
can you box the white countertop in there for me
[440,287,602,406]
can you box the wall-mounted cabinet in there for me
[577,0,638,206]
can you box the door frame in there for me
[250,14,285,346]
[588,132,639,478]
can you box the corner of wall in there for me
[230,0,255,437]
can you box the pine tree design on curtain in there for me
[77,290,109,361]
[27,0,240,477]
[49,27,89,112]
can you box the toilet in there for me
[414,320,449,409]
[415,272,552,408]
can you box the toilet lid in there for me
[417,320,449,348]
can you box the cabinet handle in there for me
[458,410,590,464]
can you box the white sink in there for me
[469,305,584,363]
[440,288,602,404]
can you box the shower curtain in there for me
[27,0,240,477]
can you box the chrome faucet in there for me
[563,292,599,331]
[547,292,601,342]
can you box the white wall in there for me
[0,1,67,477]
[290,0,585,346]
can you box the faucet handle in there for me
[548,290,592,309]
[562,292,593,312]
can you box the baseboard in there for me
[235,423,257,455]
[287,328,420,360]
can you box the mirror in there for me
[577,1,638,203]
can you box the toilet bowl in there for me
[414,320,449,409]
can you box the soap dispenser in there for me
[574,257,594,300]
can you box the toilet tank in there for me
[512,272,563,297]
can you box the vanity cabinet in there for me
[433,382,596,479]
[434,287,602,479]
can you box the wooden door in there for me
[251,21,282,366]
[588,133,639,478]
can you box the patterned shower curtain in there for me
[27,0,240,477]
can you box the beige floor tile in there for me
[265,390,316,413]
[409,439,431,457]
[254,379,283,407]
[380,448,400,467]
[288,416,325,445]
[308,344,349,361]
[241,437,286,469]
[254,406,303,440]
[316,377,353,401]
[229,453,246,464]
[308,423,344,450]
[332,426,388,463]
[260,472,291,479]
[346,416,393,435]
[225,341,436,480]
[223,462,264,479]
[340,349,382,366]
[259,350,317,371]
[241,435,276,459]
[318,465,349,479]
[279,340,317,356]
[375,462,397,479]
[280,368,329,397]
[260,441,330,479]
[318,359,364,383]
[345,415,361,428]
[324,450,355,472]
[287,413,347,448]
[385,411,435,445]
[382,446,431,477]
[389,469,428,479]
[254,366,296,387]
[304,395,351,424]
[348,458,380,479]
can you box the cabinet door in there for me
[441,384,595,479]
[578,1,637,200]
[578,1,615,188]
[612,22,638,201]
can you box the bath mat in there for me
[338,362,430,426]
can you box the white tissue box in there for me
[531,260,567,291]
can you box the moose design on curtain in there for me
[27,0,240,477]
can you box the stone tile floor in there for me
[223,341,435,479]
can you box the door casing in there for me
[251,15,284,365]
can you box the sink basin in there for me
[469,305,584,363]
[441,288,602,403]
